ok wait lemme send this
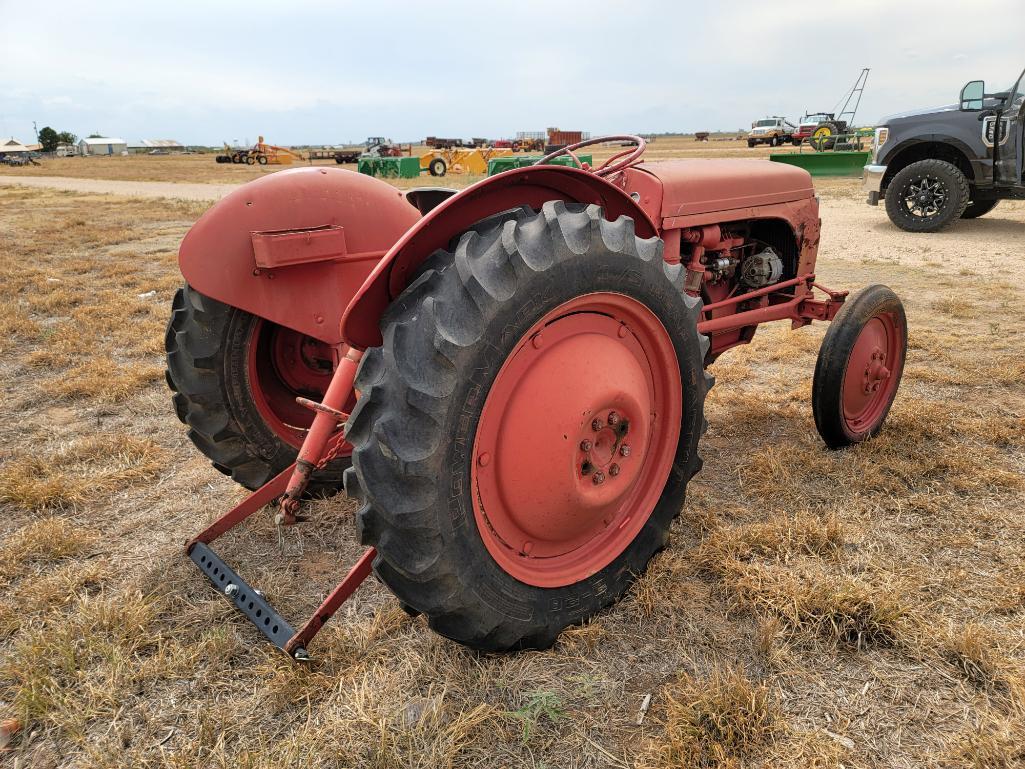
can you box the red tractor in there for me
[166,136,906,659]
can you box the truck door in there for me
[994,68,1024,185]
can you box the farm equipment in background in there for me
[418,146,513,177]
[486,153,593,175]
[167,135,907,660]
[215,137,308,166]
[363,137,408,157]
[797,68,871,152]
[214,143,252,164]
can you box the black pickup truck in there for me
[864,66,1024,232]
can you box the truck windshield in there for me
[755,120,777,127]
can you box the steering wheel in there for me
[532,134,646,178]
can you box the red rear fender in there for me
[179,167,420,344]
[340,166,658,349]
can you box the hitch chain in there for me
[273,396,351,553]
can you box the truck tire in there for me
[345,201,711,651]
[769,135,779,147]
[429,158,447,177]
[165,285,350,493]
[883,159,969,233]
[961,198,999,219]
[747,140,757,148]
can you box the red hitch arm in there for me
[185,344,377,660]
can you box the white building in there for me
[78,137,128,156]
[127,139,185,154]
[0,138,31,155]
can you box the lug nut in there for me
[607,411,620,426]
[592,471,606,485]
[591,418,603,432]
[619,444,631,457]
[580,440,593,452]
[609,463,620,476]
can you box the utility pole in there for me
[33,121,38,143]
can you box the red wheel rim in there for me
[246,319,336,449]
[841,312,903,437]
[471,293,682,588]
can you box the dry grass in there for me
[0,178,1023,767]
[641,665,779,767]
[0,434,166,511]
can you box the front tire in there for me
[883,159,969,232]
[812,285,907,449]
[165,285,350,492]
[428,158,446,177]
[345,201,711,651]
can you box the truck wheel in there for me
[793,138,803,146]
[165,285,350,492]
[429,158,447,177]
[961,198,999,219]
[812,285,906,449]
[345,201,711,651]
[769,136,779,147]
[884,159,969,233]
[747,140,756,148]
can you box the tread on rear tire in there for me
[344,201,712,651]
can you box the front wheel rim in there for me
[841,312,904,436]
[471,292,683,588]
[900,175,949,219]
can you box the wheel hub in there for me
[471,293,681,587]
[842,314,903,434]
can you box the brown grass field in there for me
[0,148,1023,768]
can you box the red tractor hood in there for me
[635,159,814,219]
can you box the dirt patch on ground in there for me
[0,181,1022,768]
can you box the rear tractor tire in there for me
[812,285,907,449]
[165,285,350,493]
[345,201,712,651]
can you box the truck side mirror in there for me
[960,80,985,111]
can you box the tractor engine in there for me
[678,224,790,301]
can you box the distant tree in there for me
[38,126,59,152]
[87,132,103,138]
[57,130,77,145]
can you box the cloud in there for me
[0,0,1021,144]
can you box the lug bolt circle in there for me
[609,463,620,476]
[591,418,603,432]
[580,440,593,451]
[592,471,606,485]
[608,411,620,426]
[619,444,631,457]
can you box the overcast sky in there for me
[1,0,1022,145]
